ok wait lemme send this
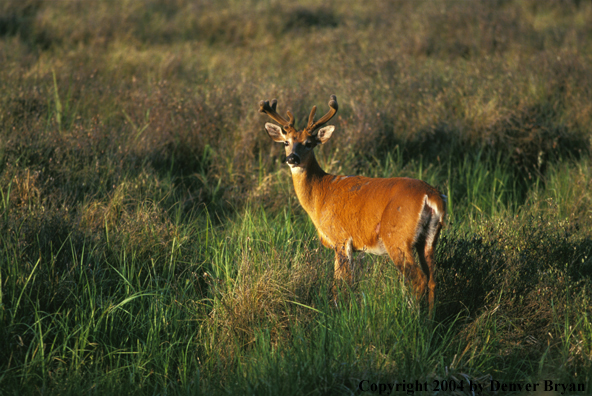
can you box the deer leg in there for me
[423,246,436,313]
[332,238,353,302]
[424,221,442,313]
[416,245,434,313]
[386,241,428,304]
[380,201,430,306]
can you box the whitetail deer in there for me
[259,95,446,311]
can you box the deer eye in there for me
[304,140,313,148]
[284,141,289,146]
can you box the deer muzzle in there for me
[286,153,301,165]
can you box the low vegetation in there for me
[1,0,591,394]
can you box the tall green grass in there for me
[1,199,590,394]
[1,0,591,394]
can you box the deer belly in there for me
[356,239,388,256]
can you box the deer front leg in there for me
[332,238,353,302]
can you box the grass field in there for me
[1,0,591,394]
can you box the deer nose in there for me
[286,153,300,165]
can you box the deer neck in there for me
[289,153,329,215]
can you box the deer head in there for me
[259,95,338,171]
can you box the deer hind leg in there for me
[385,240,428,304]
[381,206,428,305]
[332,238,353,302]
[427,219,443,312]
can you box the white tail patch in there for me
[414,195,444,247]
[425,195,444,217]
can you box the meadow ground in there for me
[0,1,591,394]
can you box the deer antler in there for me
[306,95,338,135]
[259,99,295,133]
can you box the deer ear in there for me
[265,123,285,142]
[315,125,335,144]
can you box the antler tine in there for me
[259,99,295,130]
[286,110,295,126]
[307,105,317,130]
[307,95,338,135]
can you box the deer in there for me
[259,95,446,312]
